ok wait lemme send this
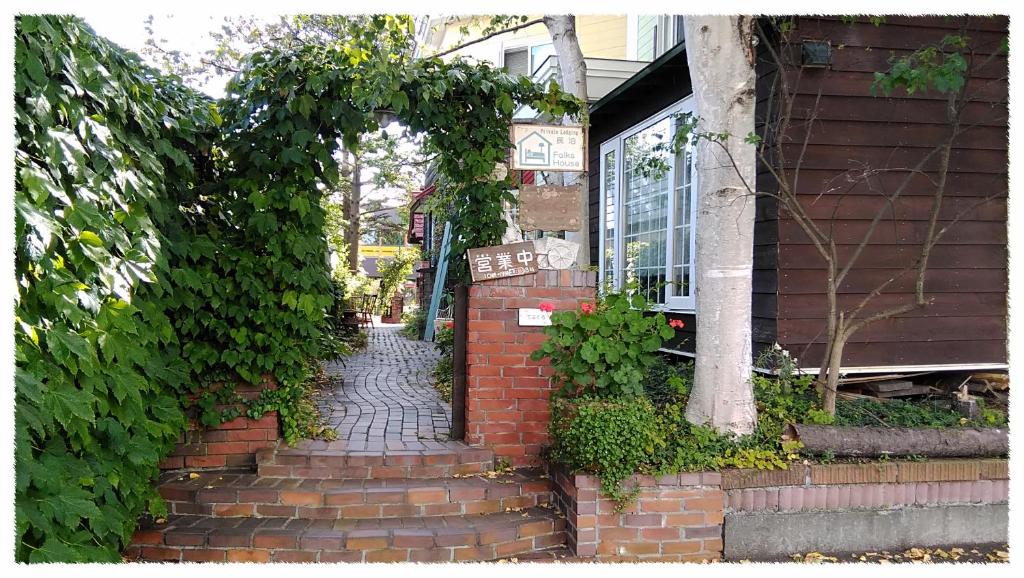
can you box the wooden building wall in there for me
[771,16,1009,369]
[586,16,1008,370]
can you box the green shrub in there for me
[642,357,692,408]
[400,307,428,340]
[531,291,677,398]
[550,396,664,507]
[835,396,1006,429]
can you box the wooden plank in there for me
[778,268,1007,295]
[789,95,1007,126]
[423,221,452,342]
[778,315,1007,344]
[779,44,1008,80]
[778,143,1008,174]
[783,339,1007,369]
[777,219,1007,246]
[784,121,1006,151]
[790,18,1007,54]
[785,169,1007,198]
[451,284,468,440]
[783,70,1007,103]
[780,195,1007,223]
[778,292,1006,320]
[777,244,1008,270]
[863,379,914,393]
[872,385,939,398]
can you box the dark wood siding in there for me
[772,16,1008,369]
[752,24,782,360]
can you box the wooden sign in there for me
[467,241,537,282]
[511,124,586,172]
[519,184,582,232]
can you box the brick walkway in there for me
[319,324,451,443]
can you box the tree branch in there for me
[431,18,544,59]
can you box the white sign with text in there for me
[511,124,585,172]
[518,308,553,327]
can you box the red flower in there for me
[669,319,685,329]
[445,321,454,329]
[580,302,595,315]
[538,302,554,313]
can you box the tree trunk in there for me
[346,153,362,273]
[683,16,758,435]
[785,424,1008,458]
[543,15,590,266]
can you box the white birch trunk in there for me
[544,15,590,266]
[683,16,758,435]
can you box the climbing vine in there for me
[15,14,582,562]
[14,16,218,562]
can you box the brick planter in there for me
[465,270,596,466]
[549,465,724,562]
[159,377,280,470]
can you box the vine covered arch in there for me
[14,15,581,561]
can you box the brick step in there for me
[128,506,566,563]
[159,468,554,519]
[256,440,494,479]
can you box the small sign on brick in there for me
[467,241,537,282]
[518,308,552,327]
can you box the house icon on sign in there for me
[517,131,552,167]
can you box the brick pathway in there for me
[319,325,451,443]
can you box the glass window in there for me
[599,97,697,310]
[601,149,617,286]
[529,43,556,75]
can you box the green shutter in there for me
[637,15,657,61]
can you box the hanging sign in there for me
[467,241,537,282]
[519,184,582,231]
[511,123,586,172]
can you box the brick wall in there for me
[723,459,1010,513]
[548,459,1008,561]
[465,270,596,467]
[159,377,280,470]
[550,466,724,562]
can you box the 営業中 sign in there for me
[511,123,585,172]
[467,241,537,282]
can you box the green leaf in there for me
[78,230,103,247]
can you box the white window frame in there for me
[599,96,698,312]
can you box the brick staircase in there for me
[128,440,568,563]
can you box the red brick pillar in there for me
[465,270,596,466]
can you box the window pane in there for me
[671,131,694,298]
[530,43,555,75]
[623,118,671,304]
[603,150,616,287]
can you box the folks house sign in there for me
[511,123,585,172]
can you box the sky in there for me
[84,13,240,98]
[81,12,422,207]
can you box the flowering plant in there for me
[531,291,676,398]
